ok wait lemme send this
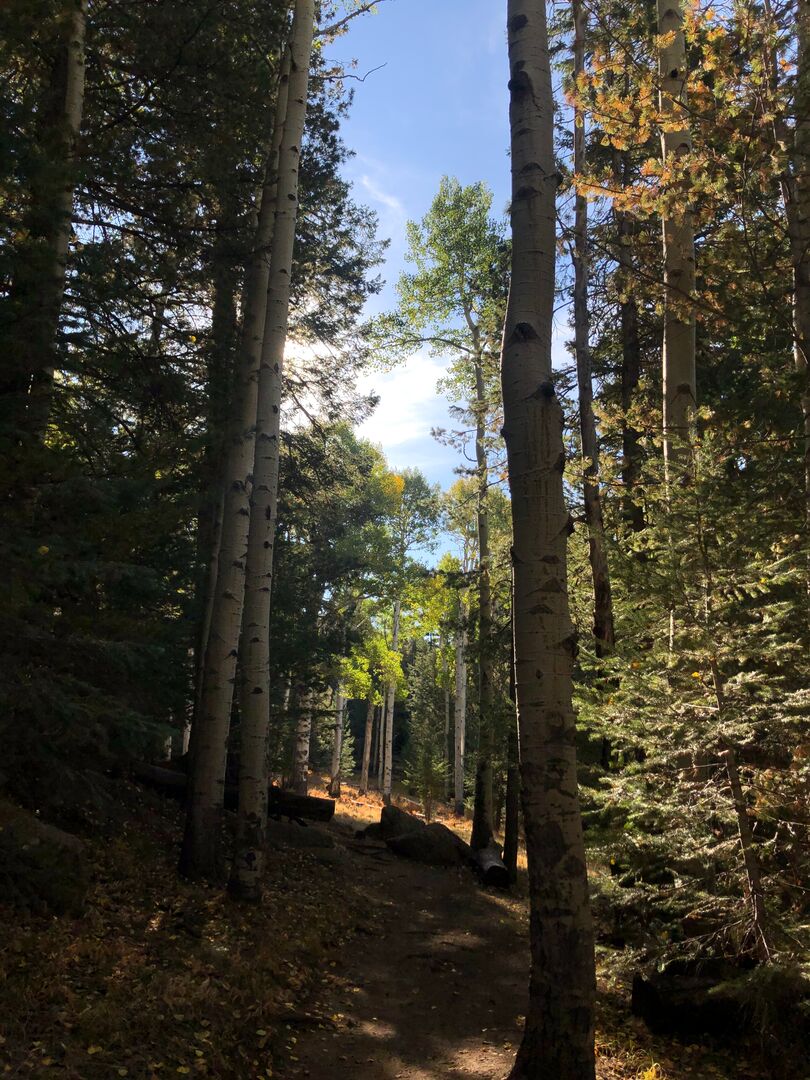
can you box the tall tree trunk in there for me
[612,148,645,533]
[441,637,451,797]
[471,349,495,850]
[504,635,520,883]
[230,0,316,901]
[360,695,375,794]
[7,0,87,442]
[292,692,312,796]
[658,0,697,478]
[376,703,385,790]
[194,201,241,722]
[329,692,345,798]
[179,27,292,882]
[572,0,615,656]
[777,0,810,593]
[503,3,596,1076]
[382,599,401,805]
[453,608,468,817]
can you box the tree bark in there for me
[292,692,312,796]
[777,0,810,594]
[8,0,87,442]
[382,599,401,805]
[329,693,346,798]
[572,0,615,657]
[230,0,316,900]
[360,695,375,794]
[722,744,772,964]
[504,640,520,883]
[471,348,496,850]
[503,3,596,1076]
[658,0,697,478]
[180,44,293,881]
[376,702,385,790]
[453,610,468,817]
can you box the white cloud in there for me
[359,173,405,218]
[357,352,450,451]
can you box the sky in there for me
[322,0,513,491]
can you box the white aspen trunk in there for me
[503,4,596,1076]
[453,614,467,817]
[329,693,346,798]
[382,600,401,805]
[230,0,316,900]
[292,692,312,796]
[180,43,293,882]
[22,0,87,439]
[360,696,375,793]
[471,347,495,851]
[658,0,697,479]
[573,0,615,657]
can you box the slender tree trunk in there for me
[230,0,316,900]
[708,660,772,962]
[181,40,296,882]
[292,692,312,796]
[360,695,375,794]
[612,147,645,532]
[503,4,596,1076]
[471,350,495,850]
[180,46,293,881]
[721,744,772,963]
[572,0,615,657]
[194,201,241,722]
[504,635,520,883]
[777,0,810,593]
[453,610,468,817]
[376,703,385,790]
[382,599,401,805]
[441,638,451,797]
[658,0,697,478]
[8,0,87,442]
[329,693,345,798]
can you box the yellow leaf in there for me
[177,1069,190,1076]
[87,1046,103,1055]
[37,545,49,555]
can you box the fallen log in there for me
[471,842,511,889]
[132,762,335,822]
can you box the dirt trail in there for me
[286,810,528,1080]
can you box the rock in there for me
[386,822,470,867]
[631,970,740,1039]
[379,805,426,840]
[0,801,88,915]
[355,822,383,840]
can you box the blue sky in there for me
[324,0,513,491]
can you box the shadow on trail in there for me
[285,836,527,1080]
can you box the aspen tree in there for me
[230,0,316,900]
[453,613,468,816]
[572,0,615,654]
[658,0,696,475]
[179,35,294,882]
[329,693,346,798]
[359,696,375,793]
[382,599,401,804]
[503,2,596,1075]
[292,693,313,796]
[13,0,87,441]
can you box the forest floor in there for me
[0,774,774,1079]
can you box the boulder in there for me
[386,822,470,867]
[0,801,88,915]
[379,804,426,840]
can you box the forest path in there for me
[286,803,527,1080]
